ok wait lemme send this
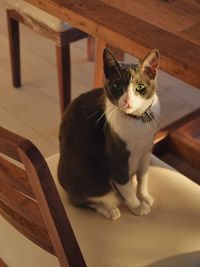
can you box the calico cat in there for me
[58,48,160,220]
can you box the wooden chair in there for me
[0,126,86,267]
[1,126,200,267]
[6,0,95,114]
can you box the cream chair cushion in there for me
[7,0,71,32]
[47,153,200,267]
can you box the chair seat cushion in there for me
[46,153,200,267]
[0,216,60,267]
[7,0,71,32]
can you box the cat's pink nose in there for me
[124,99,131,108]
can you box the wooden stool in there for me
[6,6,94,114]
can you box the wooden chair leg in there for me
[93,39,106,88]
[56,44,71,115]
[7,10,21,87]
[87,36,95,61]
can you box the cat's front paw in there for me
[125,199,141,215]
[137,191,154,207]
[128,201,151,216]
[142,194,154,207]
[134,202,151,216]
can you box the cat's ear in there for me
[103,48,121,79]
[141,49,160,79]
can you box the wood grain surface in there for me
[24,0,200,88]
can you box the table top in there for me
[24,0,200,88]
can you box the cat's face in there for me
[103,48,159,116]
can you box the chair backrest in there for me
[0,127,86,267]
[6,0,70,32]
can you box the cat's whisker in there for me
[103,120,108,134]
[109,107,120,134]
[87,103,114,121]
[148,122,151,133]
[96,105,114,124]
[95,112,106,123]
[148,121,151,133]
[142,114,150,132]
[153,120,158,131]
[149,118,153,132]
[154,114,160,124]
[151,120,155,132]
[113,108,120,131]
[106,107,119,132]
[87,110,101,120]
[155,117,160,128]
[107,108,117,128]
[82,103,102,108]
[146,120,150,133]
[85,103,113,121]
[106,106,117,119]
[110,108,117,129]
[96,106,113,123]
[152,113,161,129]
[149,113,157,131]
[145,121,148,132]
[153,110,165,121]
[153,118,159,131]
[116,109,120,126]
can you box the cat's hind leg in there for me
[87,191,121,220]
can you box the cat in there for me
[58,48,160,220]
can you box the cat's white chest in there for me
[106,97,160,176]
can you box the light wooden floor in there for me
[0,0,200,158]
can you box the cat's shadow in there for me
[146,251,200,267]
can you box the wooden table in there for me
[24,0,200,88]
[24,0,200,176]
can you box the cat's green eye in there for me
[113,82,123,93]
[136,83,146,93]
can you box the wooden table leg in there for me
[7,10,21,88]
[56,44,71,115]
[93,38,106,88]
[87,36,95,61]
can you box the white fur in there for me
[118,83,154,116]
[105,94,160,216]
[106,94,160,177]
[88,191,121,207]
[113,180,140,208]
[114,180,151,216]
[86,94,160,219]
